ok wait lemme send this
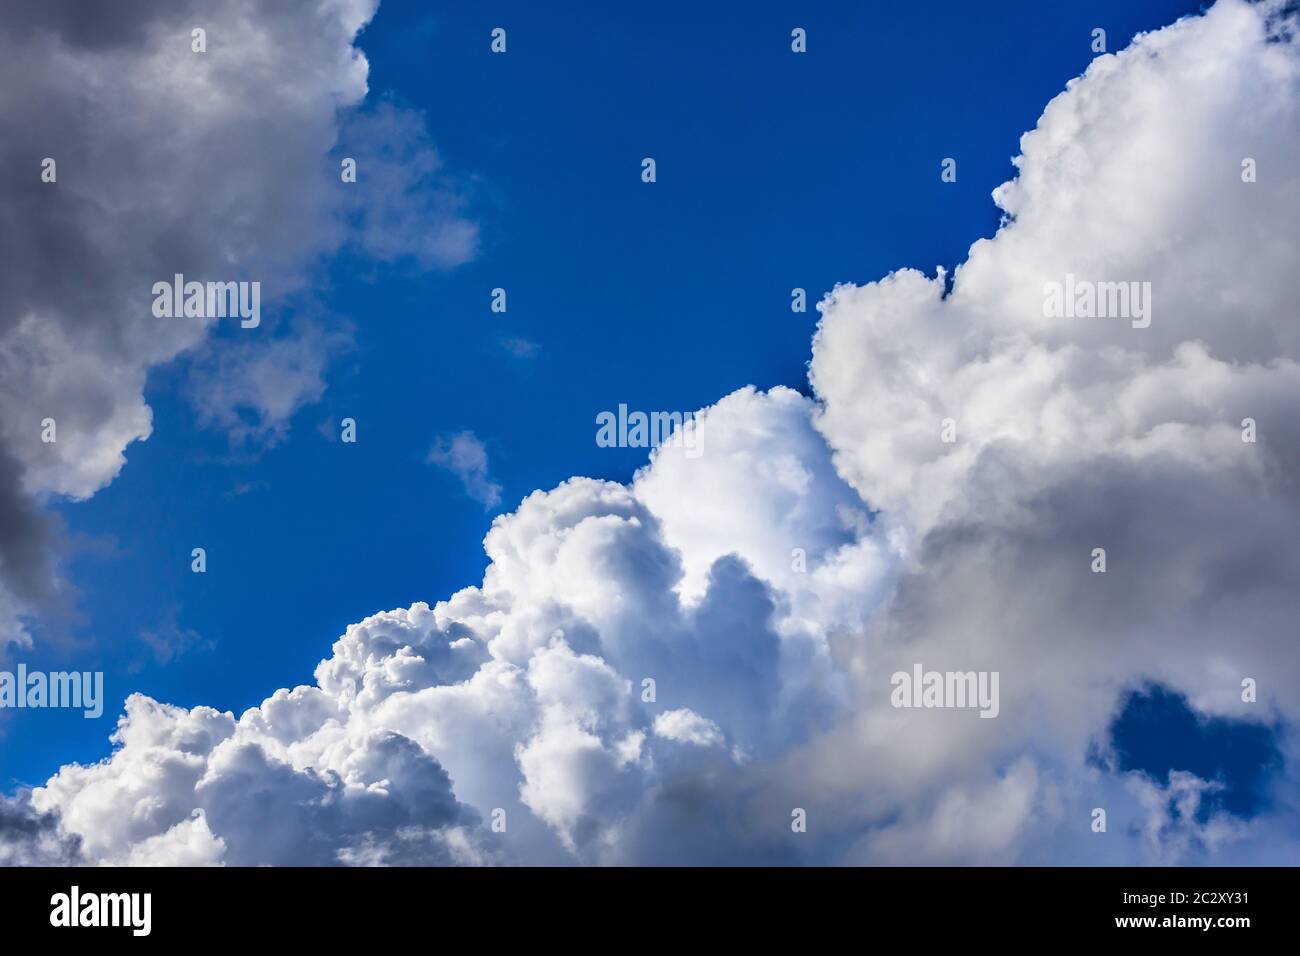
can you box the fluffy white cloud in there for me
[653,709,726,748]
[795,0,1300,863]
[8,0,1299,866]
[21,385,868,864]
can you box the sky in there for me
[1,0,1297,866]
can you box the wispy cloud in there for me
[500,337,540,360]
[134,605,212,670]
[428,431,502,508]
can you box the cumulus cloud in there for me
[797,0,1300,863]
[7,0,1299,866]
[0,0,476,648]
[653,709,726,748]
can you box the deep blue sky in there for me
[1108,685,1282,820]
[5,0,1216,790]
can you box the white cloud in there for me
[791,0,1300,863]
[653,709,725,748]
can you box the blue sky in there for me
[1108,685,1282,820]
[11,0,1297,869]
[7,0,1210,786]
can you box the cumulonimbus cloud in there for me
[5,0,1298,865]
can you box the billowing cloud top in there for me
[6,0,1299,865]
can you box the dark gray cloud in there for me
[0,0,186,50]
[0,793,82,866]
[0,0,475,646]
[0,448,58,613]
